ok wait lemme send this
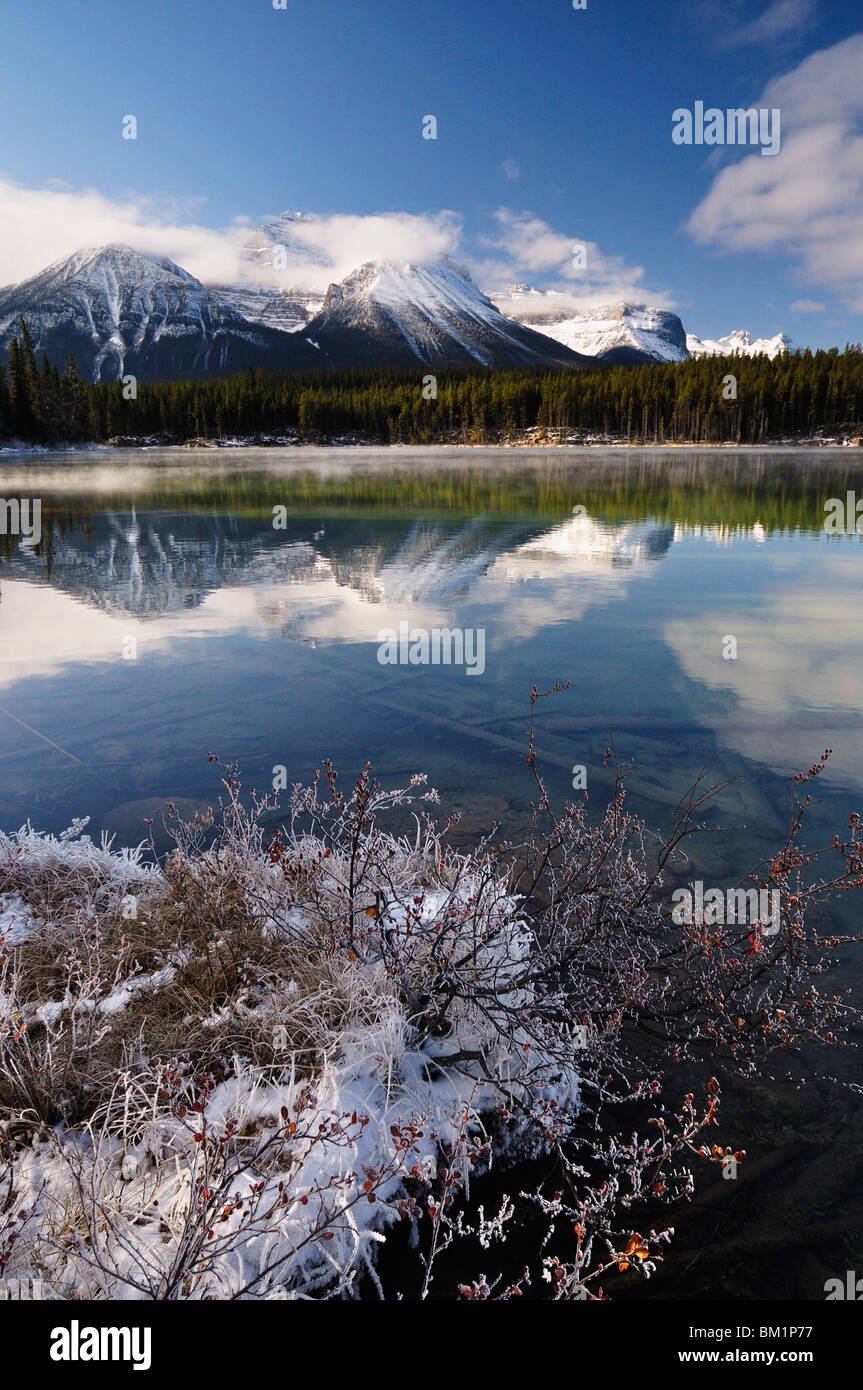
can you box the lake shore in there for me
[2,432,863,459]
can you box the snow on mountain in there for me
[685,329,795,359]
[7,234,798,384]
[302,261,592,369]
[491,287,689,364]
[0,244,322,383]
[0,245,590,381]
[214,212,330,331]
[213,283,326,334]
[240,211,333,279]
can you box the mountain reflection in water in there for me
[0,446,861,874]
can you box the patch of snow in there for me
[1,817,579,1299]
[0,892,42,945]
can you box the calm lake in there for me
[3,443,863,1298]
[2,446,863,870]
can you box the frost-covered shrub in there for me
[0,696,860,1299]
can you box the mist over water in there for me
[1,446,862,891]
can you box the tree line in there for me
[0,320,92,444]
[1,316,861,446]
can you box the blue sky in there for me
[0,0,860,346]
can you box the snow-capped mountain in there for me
[213,211,329,331]
[685,329,794,359]
[492,287,689,364]
[213,283,326,334]
[10,235,803,385]
[300,261,591,369]
[239,211,333,279]
[0,245,322,383]
[0,246,589,380]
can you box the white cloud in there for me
[0,178,252,285]
[474,209,676,309]
[0,178,672,312]
[789,298,825,312]
[500,158,522,182]
[685,34,863,310]
[716,0,817,49]
[254,211,463,291]
[0,177,464,290]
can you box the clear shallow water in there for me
[1,445,863,896]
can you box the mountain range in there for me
[0,215,796,383]
[491,287,690,364]
[0,246,324,382]
[0,246,590,382]
[685,329,795,360]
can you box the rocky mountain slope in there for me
[492,287,689,364]
[0,234,796,383]
[0,245,322,383]
[300,261,591,369]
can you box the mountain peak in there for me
[0,242,322,383]
[42,244,201,288]
[305,259,589,369]
[686,329,794,359]
[495,288,689,364]
[240,212,333,276]
[323,259,482,312]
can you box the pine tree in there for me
[8,333,37,439]
[0,361,10,440]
